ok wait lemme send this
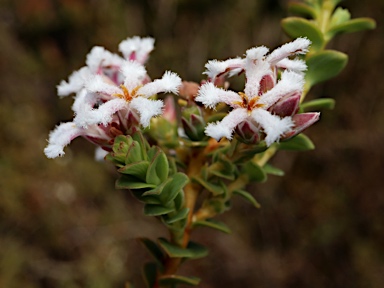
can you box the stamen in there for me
[236,92,264,111]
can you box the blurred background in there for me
[0,0,382,287]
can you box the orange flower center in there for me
[233,92,265,112]
[114,85,142,102]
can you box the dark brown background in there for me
[0,0,383,287]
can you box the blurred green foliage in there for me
[0,0,383,287]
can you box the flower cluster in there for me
[195,37,319,146]
[45,37,320,159]
[44,37,182,158]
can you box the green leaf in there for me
[301,98,335,112]
[235,143,268,163]
[209,156,236,180]
[202,198,231,214]
[116,175,157,190]
[159,275,201,286]
[160,173,189,204]
[111,135,132,164]
[288,2,317,18]
[142,177,172,197]
[125,140,144,164]
[329,7,351,28]
[142,262,157,288]
[233,189,261,208]
[144,204,175,216]
[281,17,324,51]
[193,176,224,196]
[163,208,190,224]
[132,130,150,158]
[146,147,169,185]
[327,18,376,39]
[193,219,231,234]
[118,161,149,181]
[242,161,267,183]
[305,50,348,88]
[263,164,285,177]
[130,190,162,204]
[158,238,208,259]
[139,238,165,266]
[279,133,315,151]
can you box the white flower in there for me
[56,36,155,98]
[202,37,310,87]
[75,61,182,128]
[196,38,311,146]
[44,122,111,158]
[118,36,155,64]
[45,36,182,159]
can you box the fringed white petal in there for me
[130,97,164,127]
[251,109,293,146]
[137,71,182,97]
[75,98,127,127]
[57,67,91,97]
[267,37,311,65]
[258,70,304,108]
[118,36,155,63]
[205,108,248,141]
[44,122,84,158]
[276,58,307,73]
[203,58,245,81]
[195,82,241,109]
[71,89,94,114]
[245,46,269,60]
[244,55,271,98]
[85,75,122,96]
[85,46,124,73]
[121,61,147,91]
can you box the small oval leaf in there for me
[193,219,231,234]
[160,173,189,204]
[118,161,149,181]
[233,189,261,208]
[288,2,317,18]
[301,98,336,112]
[163,208,190,224]
[242,161,267,183]
[281,17,324,51]
[139,238,165,266]
[305,50,348,88]
[116,175,157,190]
[279,133,315,151]
[144,204,175,216]
[327,18,376,39]
[159,275,201,286]
[158,238,209,259]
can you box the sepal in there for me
[181,106,207,141]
